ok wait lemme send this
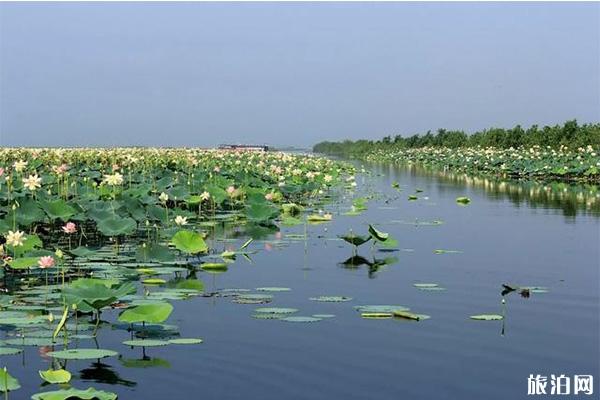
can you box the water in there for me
[4,162,599,399]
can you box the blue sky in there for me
[0,2,598,147]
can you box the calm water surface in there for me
[5,162,599,399]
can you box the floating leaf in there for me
[0,348,22,356]
[361,312,393,319]
[142,278,166,285]
[355,305,410,313]
[456,196,471,205]
[307,214,332,222]
[168,338,203,345]
[31,387,117,400]
[281,316,322,323]
[312,314,335,318]
[48,348,118,360]
[413,283,439,288]
[255,287,291,292]
[39,369,72,384]
[123,339,169,347]
[470,314,504,321]
[310,296,352,302]
[254,307,298,315]
[393,311,430,321]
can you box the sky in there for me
[0,2,598,148]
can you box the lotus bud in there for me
[55,249,64,259]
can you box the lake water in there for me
[4,162,599,399]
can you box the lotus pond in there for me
[0,149,598,399]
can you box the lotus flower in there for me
[38,256,55,269]
[22,174,42,191]
[62,222,77,234]
[6,230,26,247]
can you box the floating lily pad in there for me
[5,337,59,346]
[31,387,117,400]
[168,338,203,345]
[393,311,430,321]
[470,314,504,321]
[0,347,22,356]
[413,283,439,288]
[255,287,291,292]
[361,312,393,319]
[39,369,72,384]
[254,307,298,314]
[456,196,471,204]
[281,316,322,323]
[123,339,169,347]
[142,278,166,285]
[355,305,410,313]
[48,348,118,360]
[312,314,335,318]
[309,296,352,302]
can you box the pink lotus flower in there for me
[62,222,77,234]
[265,193,274,201]
[0,167,4,177]
[226,186,235,195]
[38,256,55,269]
[53,164,69,174]
[213,166,221,173]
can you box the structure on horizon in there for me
[218,144,270,152]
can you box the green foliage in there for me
[314,120,600,153]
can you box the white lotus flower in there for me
[174,215,188,226]
[22,174,42,191]
[6,230,26,247]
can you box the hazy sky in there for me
[0,2,598,148]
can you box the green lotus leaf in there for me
[40,199,77,221]
[339,233,371,247]
[393,311,430,321]
[39,369,71,384]
[63,279,136,312]
[31,387,117,400]
[361,312,393,319]
[118,302,173,324]
[171,230,208,254]
[254,307,298,314]
[309,296,352,302]
[247,202,279,223]
[7,257,39,270]
[456,196,471,204]
[167,338,203,345]
[0,347,22,356]
[47,348,118,360]
[0,368,20,392]
[368,224,389,241]
[470,314,504,321]
[96,216,137,236]
[281,316,322,323]
[123,339,169,347]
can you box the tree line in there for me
[313,120,600,155]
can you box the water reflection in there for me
[79,361,137,387]
[369,163,600,217]
[338,255,399,278]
